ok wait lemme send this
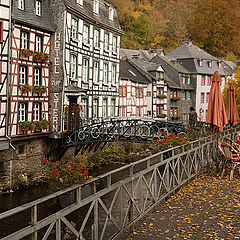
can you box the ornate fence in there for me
[0,128,237,240]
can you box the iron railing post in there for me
[31,205,37,240]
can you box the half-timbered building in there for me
[49,0,122,137]
[0,0,11,150]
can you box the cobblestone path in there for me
[126,172,240,240]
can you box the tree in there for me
[189,0,240,57]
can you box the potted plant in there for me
[20,49,33,59]
[33,51,49,63]
[171,96,181,101]
[157,113,167,118]
[32,85,47,95]
[171,115,181,120]
[19,84,32,94]
[33,121,42,132]
[157,94,167,99]
[19,121,33,134]
[41,119,50,130]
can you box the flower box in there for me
[32,85,47,95]
[33,119,50,131]
[19,121,34,134]
[157,94,167,99]
[157,113,167,118]
[33,52,49,63]
[171,115,181,120]
[171,97,181,101]
[19,84,31,94]
[19,49,33,60]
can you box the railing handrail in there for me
[0,127,235,221]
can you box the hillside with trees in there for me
[108,0,240,59]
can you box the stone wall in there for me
[0,137,50,191]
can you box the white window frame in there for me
[102,99,108,119]
[110,99,115,117]
[19,103,27,122]
[103,63,108,83]
[93,98,98,118]
[94,29,100,48]
[35,0,42,16]
[201,92,205,103]
[82,58,89,82]
[70,54,77,80]
[71,18,78,40]
[206,92,210,103]
[83,24,89,45]
[34,68,41,85]
[93,61,99,82]
[33,103,41,121]
[93,0,99,15]
[19,66,27,85]
[104,32,109,51]
[111,64,116,84]
[112,36,117,54]
[77,0,83,6]
[18,0,24,10]
[35,35,42,52]
[109,7,114,21]
[187,75,191,84]
[21,31,29,49]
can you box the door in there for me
[68,96,80,130]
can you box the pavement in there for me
[125,171,240,240]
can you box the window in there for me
[109,7,114,21]
[187,91,192,100]
[70,54,77,80]
[18,0,24,10]
[103,63,108,83]
[183,113,187,121]
[171,90,177,98]
[110,99,115,117]
[19,102,28,122]
[33,103,41,121]
[83,24,89,44]
[139,88,143,97]
[120,86,127,97]
[35,1,42,16]
[112,64,117,84]
[93,0,99,14]
[157,87,164,95]
[71,18,78,40]
[82,58,89,82]
[93,98,98,118]
[218,61,222,68]
[82,98,88,119]
[77,0,83,6]
[201,75,205,86]
[182,75,187,84]
[199,59,203,67]
[201,92,205,103]
[157,104,164,115]
[206,92,210,103]
[94,29,100,48]
[171,107,178,117]
[21,31,29,49]
[207,76,211,86]
[208,61,212,68]
[93,60,99,82]
[157,72,164,79]
[102,99,108,119]
[0,21,3,43]
[135,87,139,97]
[19,65,28,85]
[104,32,109,51]
[35,35,43,52]
[183,91,187,100]
[34,68,41,85]
[113,36,117,54]
[120,106,126,117]
[187,75,191,84]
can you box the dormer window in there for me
[199,59,203,67]
[77,0,83,6]
[208,61,212,68]
[157,72,164,79]
[93,0,99,15]
[109,8,114,21]
[18,0,24,10]
[218,61,222,68]
[35,1,42,16]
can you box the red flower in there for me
[43,158,47,164]
[77,166,82,171]
[53,162,57,166]
[82,170,88,177]
[67,163,74,167]
[50,174,52,178]
[68,171,72,174]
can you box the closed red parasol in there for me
[206,71,228,132]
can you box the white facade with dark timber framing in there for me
[49,0,122,137]
[0,0,11,150]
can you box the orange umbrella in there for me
[206,71,228,132]
[225,83,239,126]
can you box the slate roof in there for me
[151,55,190,74]
[64,0,121,32]
[167,41,218,60]
[120,59,152,84]
[12,0,56,32]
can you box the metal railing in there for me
[0,128,237,240]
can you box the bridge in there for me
[0,127,236,240]
[47,119,191,159]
